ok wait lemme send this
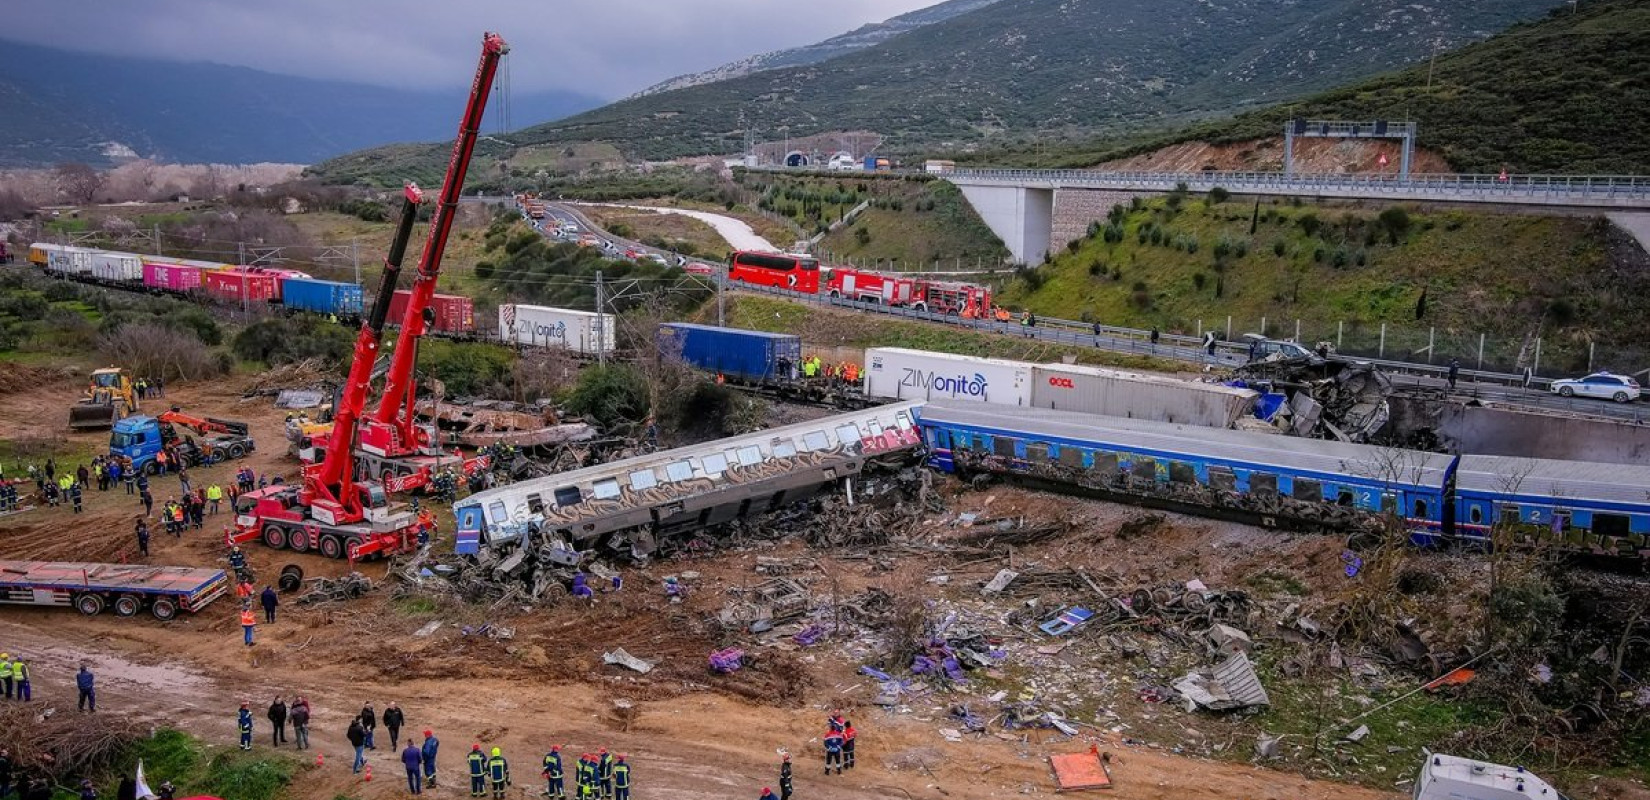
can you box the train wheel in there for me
[75,593,105,616]
[150,598,178,621]
[318,536,343,560]
[263,524,289,550]
[288,527,310,552]
[113,594,142,617]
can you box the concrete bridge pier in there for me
[956,184,1054,265]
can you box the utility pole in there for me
[152,224,162,256]
[717,271,726,327]
[352,239,360,285]
[595,270,606,365]
[237,241,246,266]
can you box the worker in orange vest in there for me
[240,604,257,647]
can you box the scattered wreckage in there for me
[1235,342,1394,443]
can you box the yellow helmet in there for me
[491,747,501,757]
[1,653,9,660]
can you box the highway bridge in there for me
[946,169,1650,263]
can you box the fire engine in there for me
[824,267,993,317]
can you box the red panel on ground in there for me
[1050,751,1112,792]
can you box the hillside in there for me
[312,0,1557,179]
[632,0,1004,97]
[972,0,1650,174]
[1002,192,1650,373]
[0,42,601,167]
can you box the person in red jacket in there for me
[842,721,857,770]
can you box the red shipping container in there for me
[386,290,475,333]
[142,261,203,293]
[202,270,279,305]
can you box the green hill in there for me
[1002,193,1649,372]
[973,0,1650,173]
[309,0,1556,183]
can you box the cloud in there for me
[0,0,946,98]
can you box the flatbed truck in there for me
[0,560,230,620]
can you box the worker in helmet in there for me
[597,748,614,800]
[611,754,631,800]
[467,744,487,798]
[237,701,254,750]
[486,746,510,799]
[228,545,247,575]
[542,745,565,799]
[0,653,12,699]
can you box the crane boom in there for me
[309,185,425,512]
[372,32,508,438]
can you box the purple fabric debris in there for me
[709,647,745,673]
[793,624,827,646]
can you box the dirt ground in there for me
[1,371,1629,800]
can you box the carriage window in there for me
[1250,473,1278,497]
[1027,442,1052,462]
[592,479,621,500]
[1131,457,1157,481]
[1335,489,1354,506]
[737,445,763,466]
[1412,499,1429,518]
[553,486,584,507]
[526,494,545,515]
[1093,452,1120,475]
[772,440,798,458]
[665,460,694,482]
[1293,479,1322,503]
[1594,513,1629,537]
[1469,505,1484,524]
[1383,493,1398,514]
[1058,446,1084,467]
[629,469,658,491]
[835,424,862,445]
[1169,461,1197,485]
[488,502,508,524]
[702,454,729,475]
[894,412,913,430]
[866,419,884,437]
[994,436,1018,458]
[1498,503,1519,523]
[1208,467,1236,492]
[802,430,830,451]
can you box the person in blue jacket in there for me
[402,741,425,794]
[237,702,254,750]
[421,729,440,787]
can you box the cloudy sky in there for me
[0,0,946,99]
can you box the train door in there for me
[454,505,485,554]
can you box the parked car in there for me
[683,262,716,276]
[1550,371,1641,403]
[643,253,669,266]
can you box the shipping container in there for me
[38,244,93,276]
[281,278,363,317]
[88,251,144,283]
[1031,364,1259,428]
[202,270,279,305]
[142,260,204,293]
[863,347,1032,406]
[239,267,311,301]
[498,304,614,356]
[387,290,476,334]
[657,323,801,382]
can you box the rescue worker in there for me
[487,746,510,799]
[779,754,793,800]
[611,755,630,800]
[823,727,844,775]
[843,720,857,769]
[135,519,150,557]
[542,745,564,799]
[402,741,425,794]
[597,748,614,800]
[207,484,222,515]
[240,604,257,647]
[802,356,818,379]
[579,753,595,800]
[237,702,254,750]
[12,657,28,702]
[228,545,247,576]
[76,665,95,712]
[69,479,82,514]
[0,655,11,699]
[261,585,278,624]
[759,788,777,800]
[421,729,440,787]
[468,744,487,798]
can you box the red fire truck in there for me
[824,267,992,316]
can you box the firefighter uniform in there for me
[598,750,614,800]
[577,755,595,800]
[543,747,565,799]
[237,704,253,750]
[468,747,487,797]
[487,748,509,799]
[612,757,631,800]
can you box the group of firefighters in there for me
[528,746,632,800]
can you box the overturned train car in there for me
[453,401,925,559]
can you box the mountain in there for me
[978,0,1650,174]
[0,42,603,167]
[631,0,1004,97]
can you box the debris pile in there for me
[296,572,374,605]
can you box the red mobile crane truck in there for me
[231,31,508,560]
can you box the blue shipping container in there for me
[657,323,801,382]
[282,278,363,317]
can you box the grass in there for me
[105,729,299,800]
[286,209,496,306]
[507,141,624,174]
[718,295,1185,372]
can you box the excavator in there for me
[69,367,139,430]
[231,32,507,560]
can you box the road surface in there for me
[575,202,779,252]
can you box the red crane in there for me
[355,30,509,492]
[230,32,507,560]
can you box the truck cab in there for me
[111,415,255,474]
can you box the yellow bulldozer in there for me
[69,367,139,430]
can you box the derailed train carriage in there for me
[917,401,1650,560]
[453,401,924,561]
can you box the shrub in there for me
[1331,247,1351,268]
[100,322,228,383]
[232,317,352,366]
[1192,272,1207,290]
[1208,186,1230,204]
[1313,246,1326,263]
[1297,213,1321,237]
[1148,228,1164,246]
[1087,220,1103,238]
[416,340,515,397]
[1108,204,1127,224]
[1066,239,1081,253]
[1088,259,1105,277]
[1273,240,1287,257]
[1377,207,1412,244]
[1234,241,1249,258]
[854,226,871,245]
[564,364,651,428]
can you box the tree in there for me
[53,162,104,204]
[1377,207,1412,244]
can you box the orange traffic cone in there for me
[364,765,372,782]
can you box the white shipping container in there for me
[1032,363,1258,428]
[38,244,92,275]
[498,304,615,356]
[863,347,1032,406]
[89,251,144,283]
